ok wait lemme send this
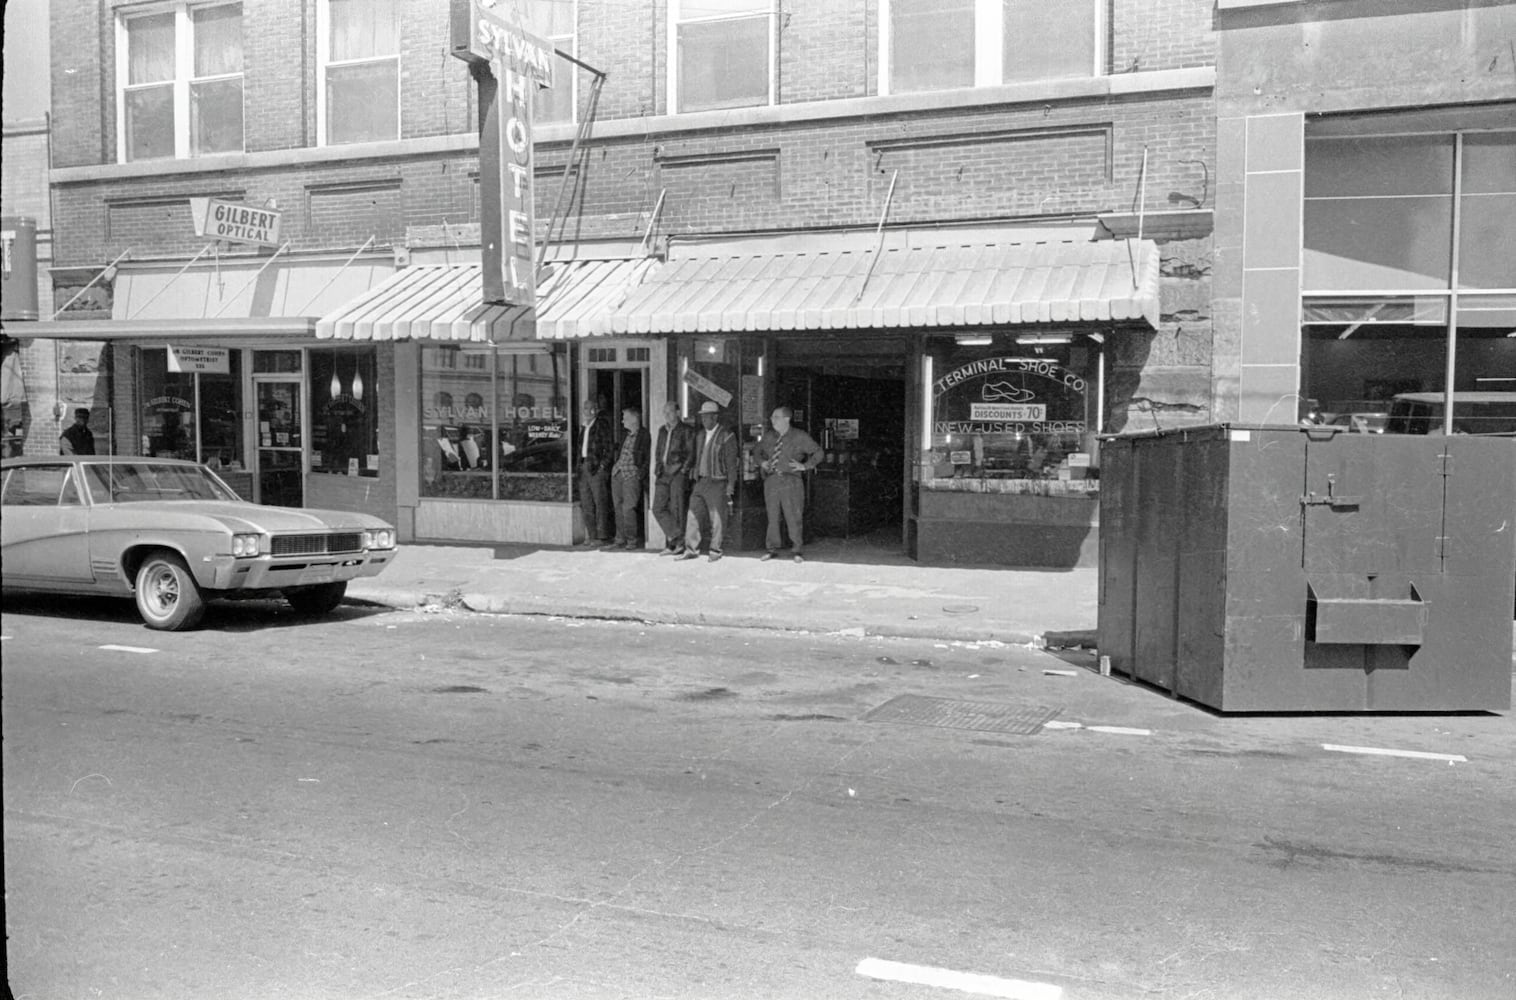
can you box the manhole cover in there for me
[862,694,1060,735]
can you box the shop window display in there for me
[310,349,379,477]
[921,336,1101,496]
[420,345,570,502]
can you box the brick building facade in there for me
[33,0,1224,563]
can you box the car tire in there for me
[134,552,206,631]
[284,582,347,616]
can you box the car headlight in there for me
[363,528,395,550]
[231,533,262,557]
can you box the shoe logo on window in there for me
[982,381,1034,403]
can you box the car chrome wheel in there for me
[134,552,205,631]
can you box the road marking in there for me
[856,958,1062,999]
[1087,725,1152,736]
[100,644,158,654]
[1323,743,1467,763]
[0,635,12,641]
[1042,720,1083,730]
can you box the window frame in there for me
[519,0,577,127]
[666,0,777,115]
[316,0,403,147]
[115,1,245,163]
[877,0,1105,98]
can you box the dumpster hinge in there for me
[1301,473,1361,509]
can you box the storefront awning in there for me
[315,258,655,342]
[608,231,1162,334]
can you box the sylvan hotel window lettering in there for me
[118,3,245,162]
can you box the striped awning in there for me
[316,258,655,342]
[609,233,1161,334]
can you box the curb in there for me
[347,586,1053,646]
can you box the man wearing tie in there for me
[680,400,740,562]
[577,397,615,545]
[652,401,697,556]
[755,405,823,562]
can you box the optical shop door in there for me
[254,375,304,507]
[583,342,666,544]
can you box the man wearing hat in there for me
[59,408,96,455]
[680,400,740,562]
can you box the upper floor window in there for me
[669,0,775,114]
[118,3,244,162]
[881,0,1101,96]
[319,0,401,145]
[518,0,576,126]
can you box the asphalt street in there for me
[3,595,1514,1000]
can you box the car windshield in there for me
[83,462,240,503]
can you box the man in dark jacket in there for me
[679,400,741,562]
[576,398,615,544]
[59,408,96,455]
[608,405,651,549]
[651,400,697,555]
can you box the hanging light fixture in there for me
[329,353,341,400]
[351,361,364,402]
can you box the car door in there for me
[0,464,93,585]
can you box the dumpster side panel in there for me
[1391,436,1516,710]
[1097,437,1139,678]
[1132,433,1186,692]
[1175,436,1232,708]
[1219,428,1314,711]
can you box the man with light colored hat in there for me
[680,399,740,562]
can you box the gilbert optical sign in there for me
[189,197,282,247]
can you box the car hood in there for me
[104,501,390,533]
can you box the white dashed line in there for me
[856,958,1063,999]
[0,635,13,640]
[1087,725,1152,736]
[100,644,158,654]
[1323,744,1467,763]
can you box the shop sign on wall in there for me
[167,345,230,374]
[189,198,281,247]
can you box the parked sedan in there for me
[1,456,397,630]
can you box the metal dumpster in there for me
[1098,424,1515,712]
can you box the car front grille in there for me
[271,532,364,556]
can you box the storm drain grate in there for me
[862,695,1061,735]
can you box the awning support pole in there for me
[852,169,899,305]
[538,67,607,271]
[294,235,376,314]
[1129,145,1148,291]
[641,188,667,256]
[123,244,216,320]
[210,242,292,318]
[52,248,133,319]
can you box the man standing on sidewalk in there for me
[755,406,822,563]
[577,398,615,545]
[652,401,697,556]
[680,400,739,562]
[608,405,650,549]
[59,408,96,455]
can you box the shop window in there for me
[1301,127,1516,430]
[138,349,198,461]
[883,0,1100,96]
[310,349,379,477]
[518,0,576,126]
[669,0,774,114]
[420,344,569,502]
[320,0,400,145]
[118,3,244,162]
[921,335,1101,496]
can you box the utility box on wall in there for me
[1098,424,1515,712]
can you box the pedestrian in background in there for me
[755,406,822,562]
[652,400,697,555]
[608,405,650,549]
[59,408,95,455]
[576,397,615,545]
[680,400,739,562]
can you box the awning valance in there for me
[608,231,1162,334]
[316,258,655,342]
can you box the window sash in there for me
[318,0,401,145]
[119,4,243,162]
[880,0,1102,97]
[668,0,774,114]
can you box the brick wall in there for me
[1112,0,1216,74]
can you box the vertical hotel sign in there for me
[450,0,554,306]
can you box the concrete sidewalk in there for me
[348,538,1098,646]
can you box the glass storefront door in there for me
[255,378,303,507]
